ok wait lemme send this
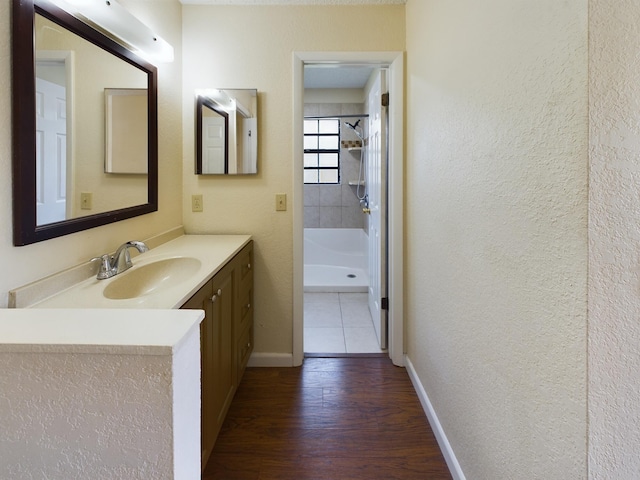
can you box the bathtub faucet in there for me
[360,196,370,214]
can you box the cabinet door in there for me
[209,263,235,438]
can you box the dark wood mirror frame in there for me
[11,0,158,246]
[195,95,229,175]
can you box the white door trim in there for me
[292,51,404,367]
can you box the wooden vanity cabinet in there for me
[180,241,254,470]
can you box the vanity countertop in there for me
[0,308,204,355]
[24,234,252,309]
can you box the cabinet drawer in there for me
[237,286,253,333]
[236,324,253,381]
[237,243,253,288]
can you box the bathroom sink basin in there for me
[103,257,202,300]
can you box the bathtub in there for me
[304,228,369,292]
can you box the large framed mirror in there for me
[195,89,258,175]
[12,0,158,246]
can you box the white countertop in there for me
[28,234,252,309]
[0,308,204,354]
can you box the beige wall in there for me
[181,5,405,354]
[589,0,640,477]
[0,0,184,307]
[405,1,588,478]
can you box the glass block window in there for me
[304,118,340,184]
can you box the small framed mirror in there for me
[195,89,258,175]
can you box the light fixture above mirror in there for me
[41,0,174,63]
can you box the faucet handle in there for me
[91,254,116,280]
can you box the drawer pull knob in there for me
[246,303,251,309]
[211,295,217,302]
[247,263,251,270]
[217,289,222,296]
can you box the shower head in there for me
[344,119,361,131]
[344,119,363,139]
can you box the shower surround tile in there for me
[342,206,364,229]
[304,207,320,228]
[318,103,341,117]
[304,104,319,116]
[319,206,342,228]
[304,185,320,207]
[341,103,365,116]
[319,185,343,207]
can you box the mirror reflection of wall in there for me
[105,88,148,175]
[35,13,149,225]
[195,89,258,175]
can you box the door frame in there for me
[292,51,404,367]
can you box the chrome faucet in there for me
[92,240,149,280]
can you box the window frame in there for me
[303,117,341,184]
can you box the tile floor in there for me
[304,292,386,354]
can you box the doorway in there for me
[292,51,404,366]
[302,67,386,355]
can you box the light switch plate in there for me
[80,192,93,210]
[192,194,203,212]
[276,193,287,211]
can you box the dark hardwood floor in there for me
[203,356,452,480]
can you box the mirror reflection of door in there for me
[202,104,228,174]
[35,70,67,225]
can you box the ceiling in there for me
[304,65,377,89]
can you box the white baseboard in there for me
[405,355,466,480]
[247,352,294,367]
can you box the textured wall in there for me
[405,1,588,478]
[1,352,175,478]
[589,0,640,477]
[0,0,183,307]
[181,5,405,354]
